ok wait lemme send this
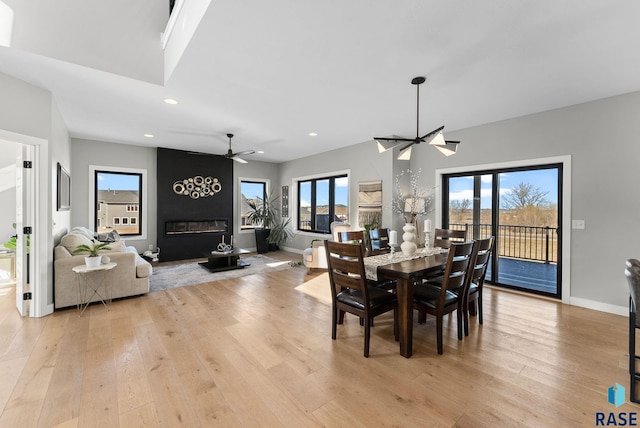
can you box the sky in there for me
[97,172,140,190]
[448,167,559,208]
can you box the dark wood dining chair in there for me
[338,230,368,250]
[324,240,398,357]
[339,229,395,291]
[369,228,390,255]
[463,236,494,336]
[413,241,476,355]
[433,228,466,249]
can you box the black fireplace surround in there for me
[157,148,234,261]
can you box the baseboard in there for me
[569,296,627,317]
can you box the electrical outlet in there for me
[572,220,585,229]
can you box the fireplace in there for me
[165,219,228,235]
[157,148,234,261]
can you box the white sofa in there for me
[53,227,152,309]
[302,222,354,274]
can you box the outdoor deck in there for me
[489,256,557,295]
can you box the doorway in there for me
[442,163,562,299]
[0,130,47,318]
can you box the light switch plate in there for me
[572,219,585,229]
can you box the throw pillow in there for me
[70,226,96,242]
[96,230,121,242]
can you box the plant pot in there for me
[85,255,102,268]
[254,228,271,254]
[268,243,279,251]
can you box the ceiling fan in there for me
[222,133,255,164]
[374,76,459,160]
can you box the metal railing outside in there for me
[450,223,558,264]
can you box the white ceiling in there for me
[1,0,639,163]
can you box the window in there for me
[91,166,147,239]
[239,179,268,230]
[297,173,348,233]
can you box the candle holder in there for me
[424,231,431,249]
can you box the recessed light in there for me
[144,134,154,138]
[257,150,265,154]
[309,132,318,137]
[164,98,179,105]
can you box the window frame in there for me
[293,169,350,235]
[238,177,270,233]
[89,165,147,241]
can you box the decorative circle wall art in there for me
[172,176,222,199]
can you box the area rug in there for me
[150,255,294,292]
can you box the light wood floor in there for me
[0,250,636,427]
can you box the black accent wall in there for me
[157,148,234,261]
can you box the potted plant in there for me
[3,223,30,253]
[246,191,279,253]
[73,242,111,267]
[267,217,294,250]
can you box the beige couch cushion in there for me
[102,241,127,253]
[60,233,94,254]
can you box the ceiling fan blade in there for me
[234,150,255,156]
[373,137,414,142]
[231,156,248,164]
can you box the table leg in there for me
[396,277,414,358]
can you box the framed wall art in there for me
[281,185,289,217]
[57,162,71,211]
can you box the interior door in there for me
[14,145,34,316]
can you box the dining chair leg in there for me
[463,308,470,337]
[478,293,483,325]
[338,310,345,324]
[457,309,463,340]
[364,318,371,358]
[436,315,444,355]
[418,310,427,324]
[331,306,338,340]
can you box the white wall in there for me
[411,90,640,312]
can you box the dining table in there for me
[363,248,449,358]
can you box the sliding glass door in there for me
[443,164,562,298]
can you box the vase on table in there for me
[400,223,417,256]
